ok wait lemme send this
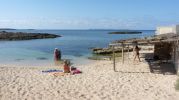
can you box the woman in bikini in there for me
[134,45,141,62]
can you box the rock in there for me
[0,31,61,41]
[88,56,111,60]
[91,47,133,55]
[36,57,48,60]
[0,28,16,30]
[109,31,142,34]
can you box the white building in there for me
[156,25,179,35]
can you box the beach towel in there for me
[53,72,68,76]
[42,69,63,73]
[72,69,82,74]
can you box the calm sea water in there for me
[0,29,155,67]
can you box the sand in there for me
[0,58,179,100]
[0,47,179,100]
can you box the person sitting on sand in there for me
[63,60,71,73]
[54,48,61,61]
[133,45,141,62]
[53,60,82,76]
[53,60,71,76]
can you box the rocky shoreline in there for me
[109,31,142,34]
[91,35,157,55]
[0,31,61,40]
[92,47,133,55]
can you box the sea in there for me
[0,29,155,67]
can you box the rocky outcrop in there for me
[0,31,61,40]
[109,31,142,34]
[92,47,133,55]
[0,28,16,30]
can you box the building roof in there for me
[110,33,179,46]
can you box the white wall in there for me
[176,25,179,34]
[156,25,179,35]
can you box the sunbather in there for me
[63,60,71,73]
[53,60,82,76]
[53,60,71,76]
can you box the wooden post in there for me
[112,45,116,71]
[122,43,124,64]
[128,44,129,59]
[174,42,176,62]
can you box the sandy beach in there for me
[0,56,179,100]
[1,0,179,100]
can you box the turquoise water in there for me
[0,30,155,66]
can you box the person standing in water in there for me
[133,45,141,62]
[54,48,61,61]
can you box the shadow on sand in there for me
[143,53,176,75]
[113,53,176,75]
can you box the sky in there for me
[0,0,179,29]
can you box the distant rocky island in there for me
[109,31,142,34]
[0,31,61,41]
[0,28,16,30]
